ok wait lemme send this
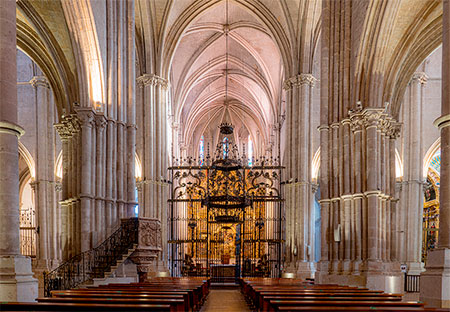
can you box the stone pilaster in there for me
[316,107,403,293]
[283,73,317,278]
[29,75,59,296]
[136,74,170,270]
[94,115,107,244]
[75,108,95,251]
[0,0,38,301]
[398,73,428,275]
[420,2,450,307]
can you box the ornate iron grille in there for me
[168,124,284,282]
[19,206,36,258]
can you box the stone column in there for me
[401,73,427,275]
[54,123,70,260]
[317,108,402,293]
[283,73,317,278]
[30,75,58,296]
[30,76,51,265]
[136,74,170,273]
[420,0,450,307]
[0,0,38,301]
[76,108,94,251]
[95,115,106,243]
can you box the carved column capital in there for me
[411,72,428,85]
[361,108,385,129]
[75,108,95,128]
[29,76,49,89]
[283,73,318,90]
[137,73,169,89]
[349,113,364,132]
[94,114,107,130]
[387,122,402,139]
[66,114,81,133]
[54,123,72,140]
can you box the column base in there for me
[32,259,52,298]
[146,260,170,277]
[316,260,403,293]
[420,248,450,308]
[283,261,316,279]
[406,261,424,275]
[0,255,38,302]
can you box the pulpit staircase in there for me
[43,218,139,297]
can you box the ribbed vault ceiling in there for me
[170,0,283,151]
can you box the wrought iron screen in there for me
[19,205,36,258]
[168,124,284,281]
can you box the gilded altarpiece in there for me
[422,152,440,263]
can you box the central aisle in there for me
[201,289,251,312]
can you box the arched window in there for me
[248,136,253,166]
[222,137,229,159]
[134,187,139,216]
[199,135,205,165]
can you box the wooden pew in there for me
[0,302,171,311]
[93,283,204,308]
[239,278,441,312]
[1,277,209,312]
[64,289,193,310]
[37,297,186,312]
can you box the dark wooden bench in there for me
[276,306,439,311]
[93,284,203,309]
[37,297,186,312]
[267,299,425,312]
[239,277,443,312]
[1,277,209,312]
[0,302,171,311]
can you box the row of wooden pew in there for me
[0,277,210,311]
[240,277,449,312]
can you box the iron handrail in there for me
[43,218,139,297]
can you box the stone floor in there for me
[201,289,251,312]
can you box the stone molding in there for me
[285,180,314,188]
[0,121,25,138]
[136,178,170,187]
[29,76,49,89]
[434,113,450,130]
[283,73,317,90]
[411,72,428,85]
[137,73,169,89]
[319,191,392,203]
[317,124,329,132]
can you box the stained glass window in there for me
[199,135,205,165]
[248,136,253,166]
[222,137,229,158]
[134,187,139,216]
